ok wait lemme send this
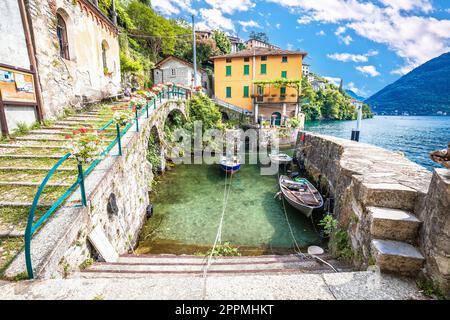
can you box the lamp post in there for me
[351,100,363,142]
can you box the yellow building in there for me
[212,48,307,125]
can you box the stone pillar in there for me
[254,103,259,124]
[295,103,299,117]
[282,103,287,117]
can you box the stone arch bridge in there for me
[4,99,191,279]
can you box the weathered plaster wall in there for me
[27,0,121,118]
[0,0,30,69]
[296,132,449,295]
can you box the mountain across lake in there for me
[365,52,450,116]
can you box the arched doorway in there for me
[271,112,281,126]
[56,13,70,60]
[101,40,109,72]
[220,111,229,122]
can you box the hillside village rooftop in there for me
[211,47,308,59]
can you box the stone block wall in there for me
[415,169,450,295]
[296,132,449,294]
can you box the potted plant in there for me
[113,111,133,127]
[65,128,104,164]
[129,97,147,111]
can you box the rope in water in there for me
[201,166,234,299]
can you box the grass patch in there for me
[0,237,24,277]
[195,242,241,257]
[0,185,68,203]
[0,157,78,169]
[0,206,47,229]
[0,169,77,184]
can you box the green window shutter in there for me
[243,86,249,97]
[261,64,267,74]
[226,87,232,98]
[243,65,250,75]
[281,71,287,78]
[280,87,286,95]
[226,66,232,76]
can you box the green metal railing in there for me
[24,86,189,279]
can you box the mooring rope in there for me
[201,164,234,299]
[278,171,338,272]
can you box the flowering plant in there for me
[165,82,174,87]
[152,86,162,93]
[65,128,104,163]
[113,111,133,126]
[130,97,146,110]
[194,85,203,92]
[144,91,156,100]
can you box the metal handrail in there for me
[24,86,188,278]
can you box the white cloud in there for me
[151,0,195,15]
[334,26,353,45]
[346,82,368,97]
[267,0,450,74]
[287,43,294,50]
[356,65,380,77]
[328,53,368,62]
[238,20,262,32]
[379,0,433,13]
[327,50,378,62]
[276,23,281,29]
[197,8,235,32]
[316,30,326,36]
[205,0,256,14]
[335,26,346,35]
[324,76,342,86]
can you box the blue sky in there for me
[150,0,450,98]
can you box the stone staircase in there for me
[368,206,425,276]
[73,254,353,279]
[0,102,125,274]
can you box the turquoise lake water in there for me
[305,116,450,171]
[138,159,322,255]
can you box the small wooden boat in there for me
[269,153,293,165]
[220,156,241,174]
[279,175,323,217]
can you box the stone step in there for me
[359,182,418,211]
[0,144,69,149]
[0,154,65,159]
[15,136,69,142]
[0,201,52,207]
[0,167,76,172]
[0,181,72,187]
[371,239,424,276]
[369,207,421,243]
[0,147,68,157]
[76,254,352,279]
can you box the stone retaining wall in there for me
[296,132,449,295]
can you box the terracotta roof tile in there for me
[211,48,308,59]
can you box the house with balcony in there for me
[211,47,307,125]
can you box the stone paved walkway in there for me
[0,270,425,300]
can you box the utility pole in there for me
[192,14,197,88]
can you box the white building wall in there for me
[0,0,30,70]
